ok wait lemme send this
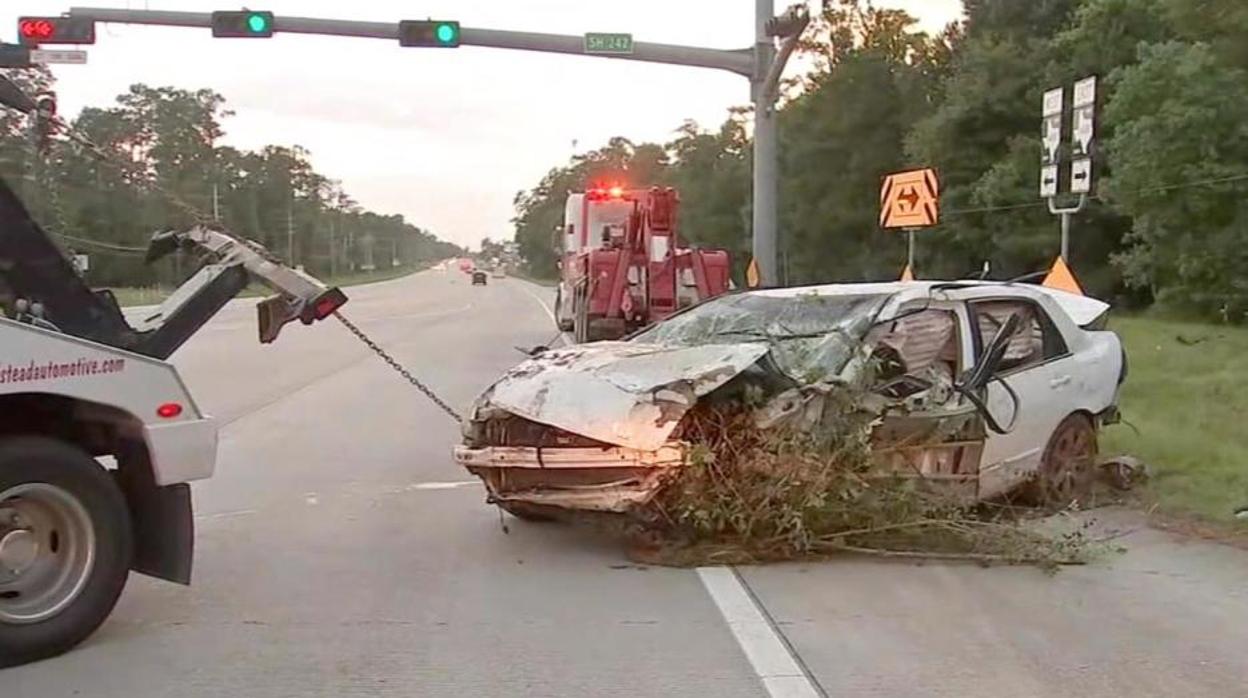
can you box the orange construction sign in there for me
[880,168,939,229]
[1043,256,1084,295]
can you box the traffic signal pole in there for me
[66,5,807,285]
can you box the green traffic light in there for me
[435,23,457,44]
[247,13,269,33]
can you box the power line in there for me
[53,232,148,255]
[940,171,1248,218]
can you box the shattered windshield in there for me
[632,291,890,382]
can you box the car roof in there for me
[748,280,1109,326]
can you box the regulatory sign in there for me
[1070,157,1093,194]
[1041,87,1063,166]
[30,49,87,65]
[1040,164,1059,198]
[584,33,633,55]
[1071,76,1097,158]
[880,168,939,229]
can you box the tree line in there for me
[512,0,1248,321]
[0,69,462,288]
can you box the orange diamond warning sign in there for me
[880,168,939,229]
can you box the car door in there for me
[969,298,1075,499]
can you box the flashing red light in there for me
[19,19,55,41]
[17,16,95,45]
[608,186,624,198]
[156,402,183,419]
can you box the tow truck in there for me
[0,75,345,667]
[553,186,732,343]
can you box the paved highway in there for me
[6,270,1248,696]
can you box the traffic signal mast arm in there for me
[66,7,755,76]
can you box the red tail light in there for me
[311,288,348,320]
[157,402,183,419]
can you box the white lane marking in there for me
[517,283,575,346]
[518,282,558,325]
[195,509,257,522]
[697,566,822,698]
[408,480,480,491]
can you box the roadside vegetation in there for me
[1104,316,1248,524]
[640,394,1100,569]
[109,263,427,307]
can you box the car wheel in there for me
[1024,413,1098,508]
[0,437,133,668]
[573,285,589,344]
[554,288,574,332]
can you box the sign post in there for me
[1041,76,1096,263]
[880,168,939,280]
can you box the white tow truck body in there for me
[1,316,217,488]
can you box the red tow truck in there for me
[553,186,732,342]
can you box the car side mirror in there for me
[961,313,1022,392]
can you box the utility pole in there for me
[286,201,294,266]
[329,214,337,277]
[66,6,811,286]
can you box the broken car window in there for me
[971,301,1067,372]
[631,291,890,382]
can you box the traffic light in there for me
[398,20,460,48]
[16,17,96,46]
[211,10,275,38]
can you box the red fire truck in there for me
[554,186,732,342]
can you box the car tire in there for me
[554,288,574,332]
[1022,413,1098,508]
[573,285,589,344]
[0,437,133,668]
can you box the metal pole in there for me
[1060,212,1070,261]
[752,0,777,287]
[286,203,294,265]
[907,229,916,271]
[1048,193,1085,263]
[68,7,754,75]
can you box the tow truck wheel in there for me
[0,437,133,668]
[573,286,589,344]
[554,288,574,333]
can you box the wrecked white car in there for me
[455,281,1126,519]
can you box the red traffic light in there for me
[19,19,55,41]
[16,16,95,46]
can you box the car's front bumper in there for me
[454,444,684,513]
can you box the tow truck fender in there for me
[117,446,195,585]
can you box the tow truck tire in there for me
[0,437,133,668]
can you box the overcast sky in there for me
[3,1,962,249]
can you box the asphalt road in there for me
[6,270,1248,697]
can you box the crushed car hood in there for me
[475,341,770,451]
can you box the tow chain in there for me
[332,312,464,424]
[21,103,467,425]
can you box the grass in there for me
[110,264,421,307]
[1102,315,1248,523]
